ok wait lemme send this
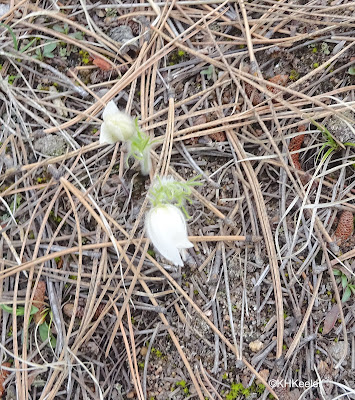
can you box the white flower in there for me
[100,100,137,144]
[145,204,193,266]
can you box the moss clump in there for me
[79,50,90,64]
[151,347,163,358]
[226,383,250,400]
[49,211,62,224]
[175,380,189,396]
[169,50,188,65]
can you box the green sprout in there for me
[0,23,18,51]
[312,119,340,164]
[38,310,57,349]
[333,269,355,302]
[127,119,155,175]
[0,304,39,316]
[35,42,57,61]
[200,65,214,80]
[53,23,83,39]
[148,175,201,218]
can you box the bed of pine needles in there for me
[0,0,354,399]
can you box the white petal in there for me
[145,204,192,266]
[102,100,119,120]
[99,121,120,144]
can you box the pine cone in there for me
[266,74,288,95]
[0,362,11,398]
[33,281,46,325]
[334,211,354,244]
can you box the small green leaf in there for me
[0,23,18,51]
[342,286,352,302]
[348,67,355,76]
[341,274,348,289]
[52,24,65,33]
[70,31,83,40]
[200,65,214,80]
[43,42,57,57]
[333,269,341,276]
[38,322,57,348]
[20,38,36,53]
[0,304,39,316]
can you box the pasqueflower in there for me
[145,204,193,266]
[100,101,136,144]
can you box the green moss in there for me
[313,62,319,68]
[8,75,17,85]
[49,210,62,224]
[226,383,250,400]
[151,347,163,358]
[79,50,90,64]
[37,176,48,184]
[175,380,190,397]
[147,249,155,257]
[168,49,188,65]
[250,382,266,395]
[312,47,318,53]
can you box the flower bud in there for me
[145,204,193,266]
[100,101,136,144]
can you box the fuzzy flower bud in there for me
[100,101,136,144]
[145,204,193,266]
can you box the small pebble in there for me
[329,341,348,362]
[249,339,264,352]
[140,346,148,356]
